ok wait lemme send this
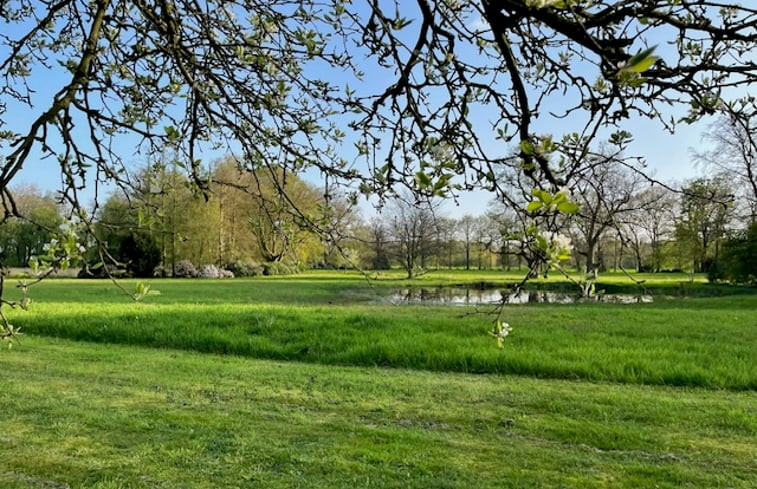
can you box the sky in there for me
[3,3,724,220]
[11,113,713,220]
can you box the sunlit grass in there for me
[1,337,755,489]
[2,273,755,487]
[7,277,757,389]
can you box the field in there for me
[0,270,755,488]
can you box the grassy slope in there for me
[1,272,755,487]
[1,337,755,489]
[7,276,757,389]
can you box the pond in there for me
[383,286,654,306]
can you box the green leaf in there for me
[414,171,432,189]
[433,174,452,190]
[164,125,181,141]
[557,201,579,214]
[519,140,535,156]
[526,201,543,212]
[535,234,548,251]
[625,46,659,73]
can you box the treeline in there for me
[89,158,342,277]
[361,173,755,283]
[1,161,755,284]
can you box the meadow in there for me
[0,270,755,488]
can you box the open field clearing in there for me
[7,274,757,389]
[1,337,756,489]
[1,271,755,488]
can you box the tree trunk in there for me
[585,240,596,275]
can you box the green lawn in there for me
[1,271,755,487]
[9,275,757,389]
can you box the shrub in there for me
[638,263,655,273]
[173,260,197,278]
[219,269,235,279]
[706,259,724,283]
[226,260,264,277]
[121,233,161,278]
[198,264,221,278]
[720,222,757,284]
[262,261,303,276]
[153,264,170,278]
[372,252,391,270]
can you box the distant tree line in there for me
[2,151,755,284]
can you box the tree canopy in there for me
[1,0,755,217]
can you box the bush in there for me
[720,222,757,284]
[153,264,170,278]
[173,260,197,278]
[226,260,264,277]
[262,261,303,276]
[706,259,724,283]
[219,269,235,279]
[198,264,220,278]
[638,263,655,273]
[372,252,391,270]
[77,264,126,278]
[121,233,162,278]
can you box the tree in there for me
[191,159,326,267]
[618,185,676,272]
[2,2,757,340]
[92,193,162,277]
[457,215,478,271]
[131,157,195,275]
[387,195,441,279]
[2,2,756,217]
[487,204,520,271]
[675,177,734,273]
[349,1,757,202]
[366,217,391,270]
[317,194,360,269]
[432,217,457,269]
[0,186,63,267]
[241,168,323,264]
[474,214,500,270]
[719,222,757,284]
[570,155,643,275]
[696,113,757,223]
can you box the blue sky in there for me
[3,4,722,219]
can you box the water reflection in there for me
[387,287,653,305]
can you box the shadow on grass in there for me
[15,299,757,391]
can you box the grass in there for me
[1,270,755,487]
[1,337,755,488]
[7,276,757,389]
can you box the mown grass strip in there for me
[10,292,757,389]
[1,337,755,488]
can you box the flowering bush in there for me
[198,264,220,278]
[153,264,170,278]
[196,265,234,279]
[173,260,197,278]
